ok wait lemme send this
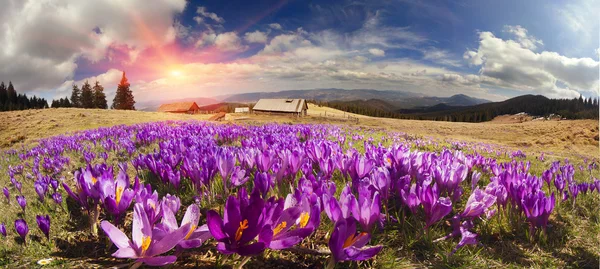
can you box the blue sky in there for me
[0,0,598,103]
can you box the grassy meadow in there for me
[0,107,598,268]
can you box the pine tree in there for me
[80,81,94,108]
[0,82,6,110]
[92,81,108,109]
[111,72,135,110]
[7,82,17,104]
[70,84,81,108]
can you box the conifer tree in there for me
[0,82,6,110]
[80,81,94,108]
[7,82,17,104]
[92,81,108,109]
[111,72,135,110]
[70,84,81,108]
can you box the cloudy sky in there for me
[1,0,599,104]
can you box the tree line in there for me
[52,71,135,110]
[0,81,49,111]
[313,95,600,123]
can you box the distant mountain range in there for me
[323,94,599,122]
[137,97,218,111]
[218,89,491,109]
[138,88,491,111]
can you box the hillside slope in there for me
[0,107,597,159]
[220,88,490,108]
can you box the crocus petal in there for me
[112,246,137,258]
[178,239,203,249]
[147,223,190,257]
[137,256,177,266]
[223,196,241,237]
[132,204,152,249]
[181,204,200,228]
[216,242,235,254]
[160,207,178,232]
[100,220,131,249]
[206,210,227,241]
[344,245,383,261]
[269,236,303,250]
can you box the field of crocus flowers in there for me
[0,119,599,268]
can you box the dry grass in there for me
[1,106,598,160]
[0,108,212,148]
[0,106,598,268]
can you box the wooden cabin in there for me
[157,102,200,114]
[252,99,308,116]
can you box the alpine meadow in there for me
[0,0,599,268]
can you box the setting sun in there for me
[170,70,182,77]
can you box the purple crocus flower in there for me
[15,219,28,244]
[323,185,357,223]
[461,188,496,219]
[256,150,275,172]
[16,195,26,212]
[328,217,382,264]
[355,186,381,231]
[101,203,191,266]
[156,204,211,249]
[259,197,320,250]
[52,192,63,205]
[521,191,555,232]
[101,170,135,223]
[419,183,452,229]
[451,225,478,255]
[217,149,236,181]
[254,172,273,198]
[206,190,267,256]
[0,223,6,237]
[34,181,48,202]
[2,187,9,203]
[36,215,51,240]
[554,174,565,192]
[161,194,181,214]
[230,167,249,187]
[14,181,22,193]
[471,171,482,190]
[137,189,163,225]
[400,184,420,214]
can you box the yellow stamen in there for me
[298,212,310,228]
[185,225,197,240]
[273,221,287,235]
[343,232,368,248]
[116,187,124,205]
[91,177,97,184]
[235,219,249,241]
[386,158,392,165]
[141,236,151,255]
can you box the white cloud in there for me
[0,0,186,93]
[368,48,385,57]
[214,32,246,51]
[269,23,282,30]
[195,6,225,24]
[244,31,268,44]
[503,25,543,50]
[421,48,462,67]
[464,30,599,98]
[194,32,247,52]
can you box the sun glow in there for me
[170,70,182,77]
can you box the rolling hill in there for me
[218,88,490,108]
[137,97,218,111]
[320,95,599,122]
